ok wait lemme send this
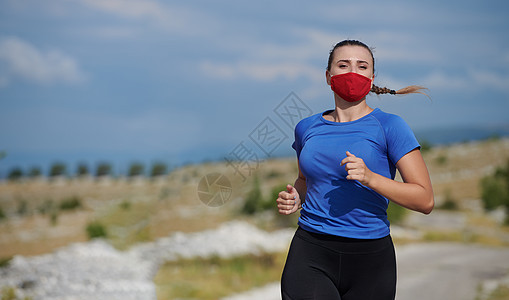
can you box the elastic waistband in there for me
[295,226,393,255]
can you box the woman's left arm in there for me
[341,149,434,214]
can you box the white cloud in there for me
[84,26,141,39]
[77,0,219,36]
[0,36,87,86]
[200,60,323,83]
[79,0,166,19]
[469,70,509,92]
[316,2,417,25]
[419,71,470,90]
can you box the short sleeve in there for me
[383,115,420,165]
[291,114,316,159]
[292,121,304,159]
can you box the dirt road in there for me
[396,242,509,300]
[225,242,509,300]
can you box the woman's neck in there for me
[328,98,373,123]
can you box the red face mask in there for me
[330,72,372,102]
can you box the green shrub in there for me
[86,221,108,239]
[265,170,282,179]
[387,201,407,225]
[0,257,11,268]
[439,190,459,210]
[241,176,279,215]
[0,207,6,220]
[480,159,509,224]
[59,196,82,211]
[241,176,263,215]
[439,199,459,211]
[120,200,131,210]
[435,154,448,165]
[481,176,507,211]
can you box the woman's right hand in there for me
[277,184,301,215]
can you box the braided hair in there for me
[327,40,429,97]
[371,84,429,96]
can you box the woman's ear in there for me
[326,70,331,86]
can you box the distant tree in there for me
[96,162,112,177]
[7,167,23,181]
[49,162,67,177]
[241,176,264,215]
[76,163,89,177]
[480,159,509,224]
[0,151,6,160]
[150,162,167,177]
[128,162,145,177]
[28,166,42,178]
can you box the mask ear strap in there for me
[326,71,332,85]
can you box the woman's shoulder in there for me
[371,108,409,128]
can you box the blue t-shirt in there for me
[292,108,420,239]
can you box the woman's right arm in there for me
[277,161,306,215]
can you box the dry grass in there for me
[425,138,509,206]
[154,251,288,300]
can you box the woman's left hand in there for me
[340,151,373,185]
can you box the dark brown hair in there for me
[327,40,428,96]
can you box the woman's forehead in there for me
[334,45,373,62]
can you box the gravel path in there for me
[395,242,509,300]
[225,242,509,300]
[1,221,508,300]
[0,221,294,300]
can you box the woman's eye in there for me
[360,66,367,70]
[339,64,347,68]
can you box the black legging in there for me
[281,227,396,300]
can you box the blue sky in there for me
[0,0,508,176]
